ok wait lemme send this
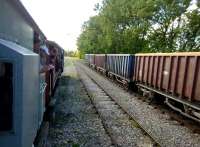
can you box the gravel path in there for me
[48,58,112,147]
[77,61,200,147]
[77,67,156,147]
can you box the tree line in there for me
[77,0,200,57]
[64,50,79,57]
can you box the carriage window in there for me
[0,62,13,131]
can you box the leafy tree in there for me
[77,0,199,57]
[177,9,200,51]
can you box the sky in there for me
[21,0,102,51]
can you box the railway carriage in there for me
[106,54,135,85]
[94,54,106,73]
[134,52,200,122]
[88,54,95,68]
[85,54,90,63]
[85,52,200,122]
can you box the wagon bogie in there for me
[165,98,200,122]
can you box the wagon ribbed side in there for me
[106,54,135,82]
[88,54,95,67]
[85,54,89,63]
[94,54,106,72]
[134,52,200,121]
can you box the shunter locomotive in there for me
[0,0,64,147]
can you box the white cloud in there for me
[20,0,102,51]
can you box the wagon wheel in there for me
[123,80,129,91]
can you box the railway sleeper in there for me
[79,70,158,147]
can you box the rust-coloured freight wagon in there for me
[88,54,95,68]
[94,54,106,73]
[134,52,200,122]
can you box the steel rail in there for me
[77,63,162,147]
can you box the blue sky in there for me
[21,0,102,51]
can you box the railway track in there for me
[76,63,161,147]
[101,72,200,136]
[76,61,200,147]
[85,63,200,136]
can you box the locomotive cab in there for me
[0,39,40,147]
[0,62,13,132]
